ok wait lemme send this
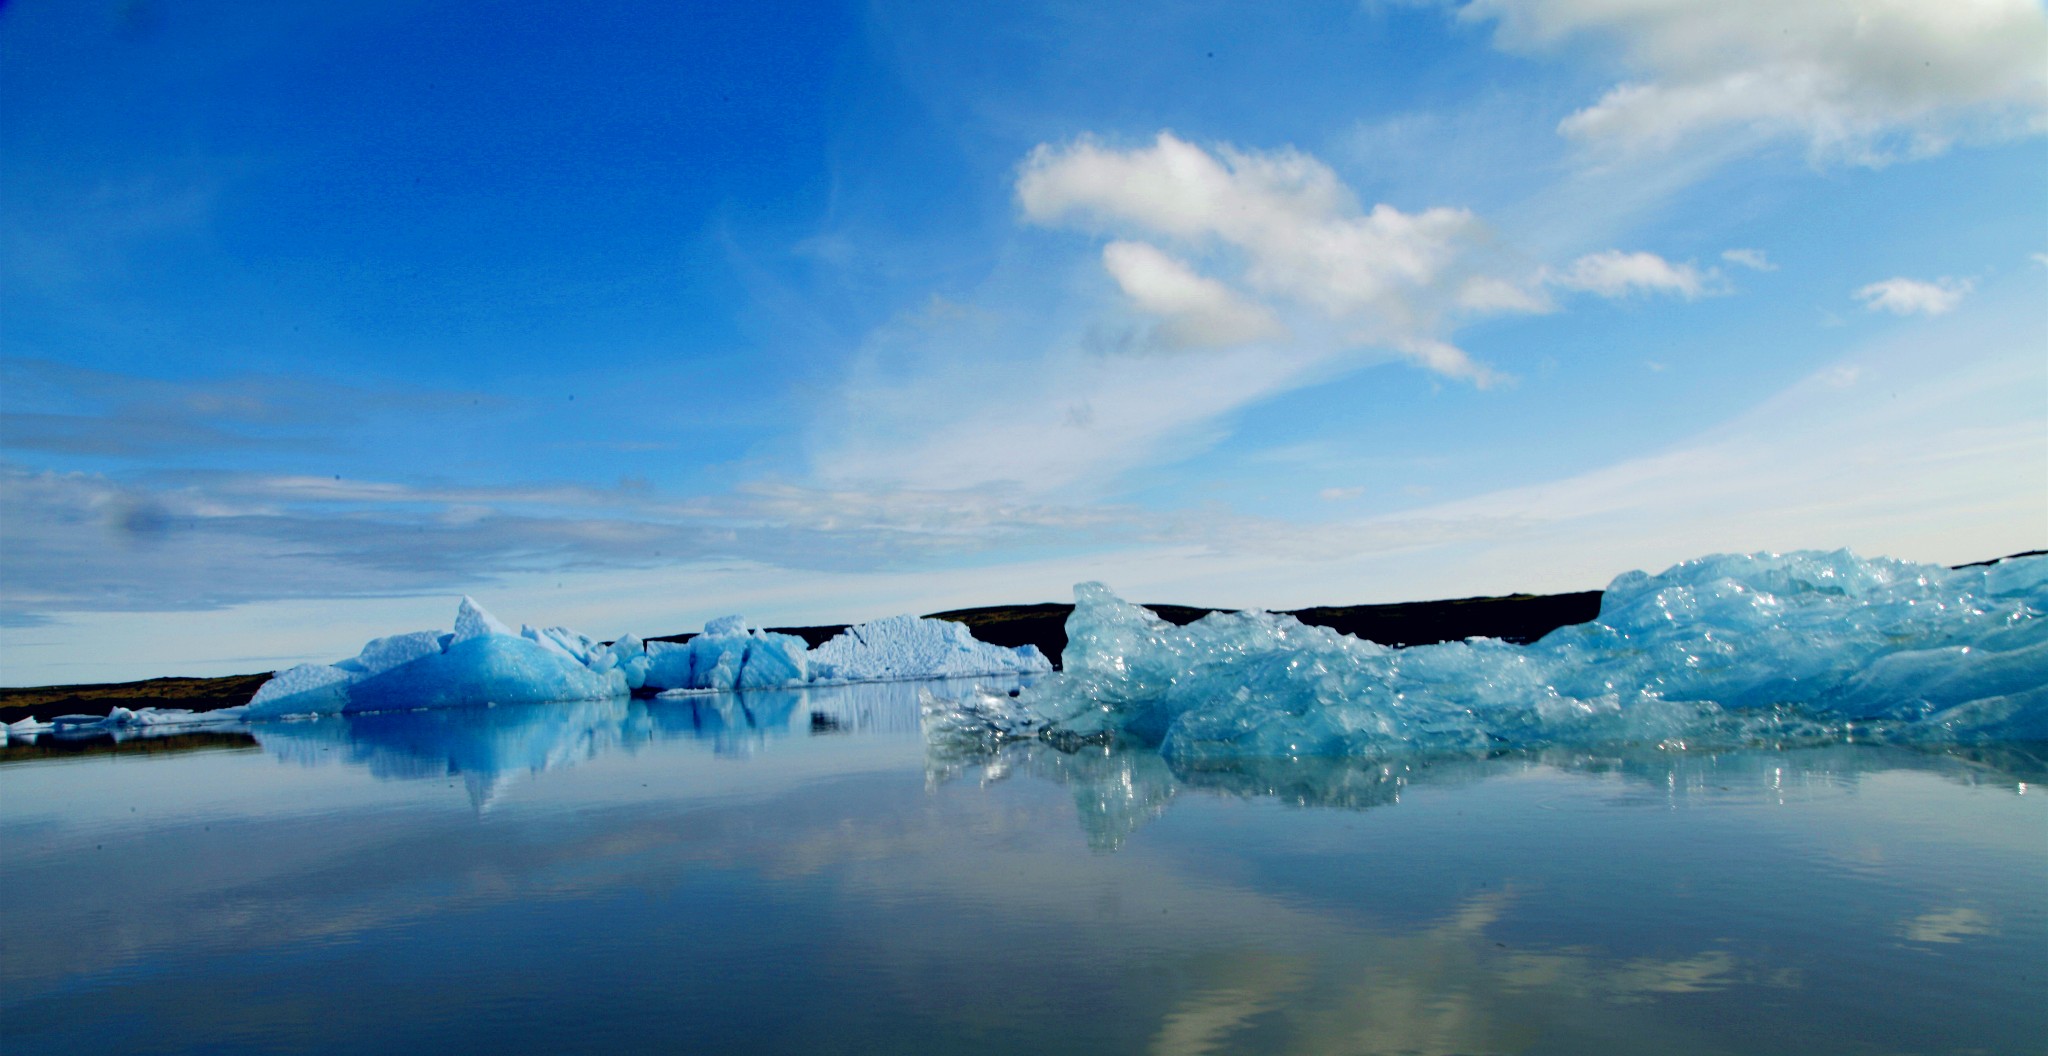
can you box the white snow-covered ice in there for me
[932,550,2047,761]
[808,614,1051,683]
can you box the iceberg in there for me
[935,550,2047,761]
[808,614,1050,683]
[241,598,1049,718]
[643,617,811,692]
[246,597,629,719]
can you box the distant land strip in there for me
[4,550,2037,725]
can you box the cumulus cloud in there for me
[1017,132,1556,377]
[1457,0,2048,164]
[816,132,1724,493]
[1549,249,1709,298]
[1020,133,1717,360]
[1854,276,1973,316]
[1100,240,1287,347]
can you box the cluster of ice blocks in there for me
[935,550,2047,761]
[2,706,245,746]
[244,598,1049,719]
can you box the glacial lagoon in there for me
[3,676,2042,1056]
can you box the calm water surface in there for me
[2,678,2043,1055]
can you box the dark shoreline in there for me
[6,549,2038,726]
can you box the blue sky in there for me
[3,0,2044,683]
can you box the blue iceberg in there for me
[245,598,1051,718]
[643,616,812,691]
[247,597,631,718]
[935,550,2046,761]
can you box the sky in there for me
[2,0,2044,684]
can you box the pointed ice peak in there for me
[703,614,749,637]
[453,596,514,642]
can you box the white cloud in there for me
[0,460,1182,626]
[1319,486,1365,501]
[1721,248,1775,271]
[1019,132,1544,372]
[817,328,1330,492]
[1854,276,1973,316]
[1100,240,1287,347]
[1393,337,1502,386]
[811,132,1722,493]
[1549,249,1708,298]
[1457,0,2048,164]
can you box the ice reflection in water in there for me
[3,677,2042,1056]
[243,673,2044,848]
[252,676,1010,808]
[927,733,2047,851]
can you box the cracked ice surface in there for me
[933,551,2047,762]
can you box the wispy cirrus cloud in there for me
[0,458,1529,626]
[0,358,492,458]
[1720,248,1774,272]
[0,463,1076,623]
